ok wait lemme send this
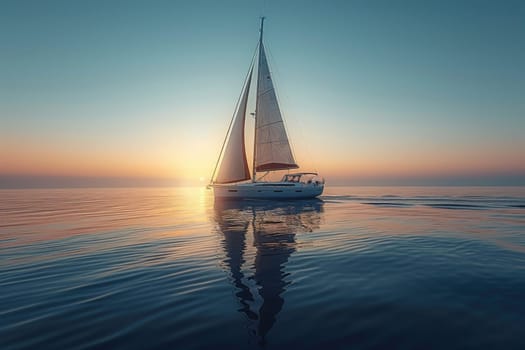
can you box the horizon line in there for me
[1,173,524,189]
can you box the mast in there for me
[252,16,265,183]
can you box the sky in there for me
[1,0,524,187]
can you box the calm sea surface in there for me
[1,186,525,349]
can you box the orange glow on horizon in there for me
[2,130,524,183]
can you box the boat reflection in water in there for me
[212,199,324,343]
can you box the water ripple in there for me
[1,187,524,349]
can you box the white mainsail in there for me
[214,68,253,184]
[254,42,298,173]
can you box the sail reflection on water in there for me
[212,199,324,341]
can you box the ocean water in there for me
[1,186,525,349]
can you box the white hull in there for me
[212,181,324,199]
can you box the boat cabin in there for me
[281,172,320,184]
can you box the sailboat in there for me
[209,17,324,199]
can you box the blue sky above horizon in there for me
[1,0,524,187]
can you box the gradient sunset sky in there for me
[1,0,524,187]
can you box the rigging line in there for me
[257,140,289,145]
[257,120,285,128]
[208,43,260,186]
[258,171,270,180]
[257,88,274,97]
